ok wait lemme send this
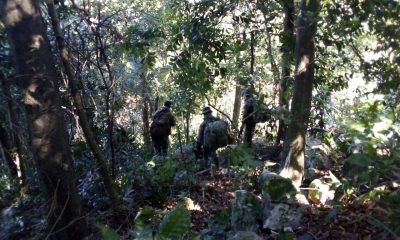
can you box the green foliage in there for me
[135,207,163,239]
[279,231,295,240]
[158,205,190,240]
[224,145,262,169]
[133,205,190,240]
[343,153,398,186]
[202,208,231,240]
[334,99,400,186]
[262,178,297,202]
[97,224,121,240]
[0,172,19,209]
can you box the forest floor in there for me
[148,144,396,239]
[1,143,397,239]
[155,172,387,239]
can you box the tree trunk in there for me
[0,0,88,238]
[45,0,121,211]
[140,59,151,150]
[232,83,242,132]
[276,0,295,146]
[250,31,255,75]
[280,0,320,187]
[0,69,25,184]
[231,30,245,135]
[185,99,192,143]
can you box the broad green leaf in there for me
[134,207,161,240]
[157,206,190,240]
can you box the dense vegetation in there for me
[0,0,398,239]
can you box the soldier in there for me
[150,100,176,156]
[239,93,256,147]
[196,106,220,168]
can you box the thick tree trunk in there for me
[45,0,121,211]
[280,0,320,187]
[0,0,88,238]
[276,0,295,146]
[0,70,25,184]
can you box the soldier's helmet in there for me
[164,100,173,108]
[201,106,212,114]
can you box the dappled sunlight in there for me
[32,115,48,131]
[2,0,36,26]
[0,0,399,238]
[23,91,41,107]
[297,54,311,75]
[29,35,44,50]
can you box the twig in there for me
[205,96,232,123]
[195,168,211,175]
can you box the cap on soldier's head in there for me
[201,106,212,114]
[164,100,173,108]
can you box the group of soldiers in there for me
[150,92,257,167]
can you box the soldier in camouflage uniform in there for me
[240,93,256,147]
[150,100,176,156]
[196,106,220,168]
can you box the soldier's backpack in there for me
[153,109,169,126]
[254,105,271,123]
[203,120,233,150]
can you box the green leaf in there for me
[279,231,295,240]
[96,224,121,240]
[157,205,190,240]
[134,207,161,240]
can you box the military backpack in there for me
[203,120,233,149]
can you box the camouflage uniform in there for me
[150,101,176,156]
[196,107,220,168]
[242,95,256,147]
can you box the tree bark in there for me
[0,69,25,184]
[185,98,192,143]
[0,0,88,238]
[276,0,295,146]
[45,0,121,211]
[231,29,244,135]
[140,58,151,150]
[250,31,255,75]
[232,83,242,132]
[280,0,320,187]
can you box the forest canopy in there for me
[0,0,399,239]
